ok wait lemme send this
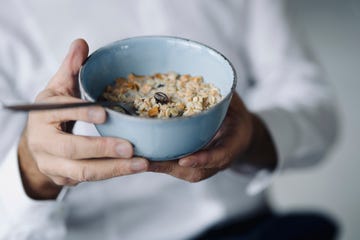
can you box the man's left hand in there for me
[148,93,277,182]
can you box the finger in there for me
[68,157,149,182]
[49,175,79,186]
[45,134,133,159]
[178,144,231,169]
[30,95,106,124]
[47,39,89,95]
[148,161,216,183]
[37,154,149,182]
[178,94,251,169]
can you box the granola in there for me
[101,72,222,118]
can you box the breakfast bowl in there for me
[79,36,236,161]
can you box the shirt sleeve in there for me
[0,140,67,240]
[239,0,339,194]
[0,2,66,239]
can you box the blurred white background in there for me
[269,0,360,239]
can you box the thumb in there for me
[47,39,89,96]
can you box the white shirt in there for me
[0,0,338,239]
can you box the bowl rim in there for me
[79,35,237,122]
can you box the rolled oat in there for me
[101,72,222,118]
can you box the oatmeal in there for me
[101,72,222,118]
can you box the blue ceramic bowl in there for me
[79,36,236,160]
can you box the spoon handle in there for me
[2,101,119,112]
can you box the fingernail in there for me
[131,159,147,172]
[88,109,104,123]
[116,143,132,158]
[179,158,194,167]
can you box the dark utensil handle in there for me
[2,101,116,111]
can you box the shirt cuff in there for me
[245,107,297,195]
[0,139,66,227]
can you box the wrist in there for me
[240,113,278,171]
[18,131,62,200]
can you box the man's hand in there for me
[148,93,277,182]
[18,39,149,200]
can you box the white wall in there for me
[269,1,360,239]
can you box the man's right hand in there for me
[18,39,149,200]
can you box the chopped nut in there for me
[148,106,159,117]
[123,82,139,91]
[177,103,185,111]
[191,76,203,83]
[155,73,163,79]
[180,74,191,82]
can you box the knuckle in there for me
[78,165,94,182]
[75,108,87,121]
[63,178,79,186]
[94,137,109,155]
[111,163,124,177]
[37,163,48,175]
[51,177,67,186]
[36,158,50,176]
[52,177,78,186]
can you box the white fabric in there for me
[0,0,338,239]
